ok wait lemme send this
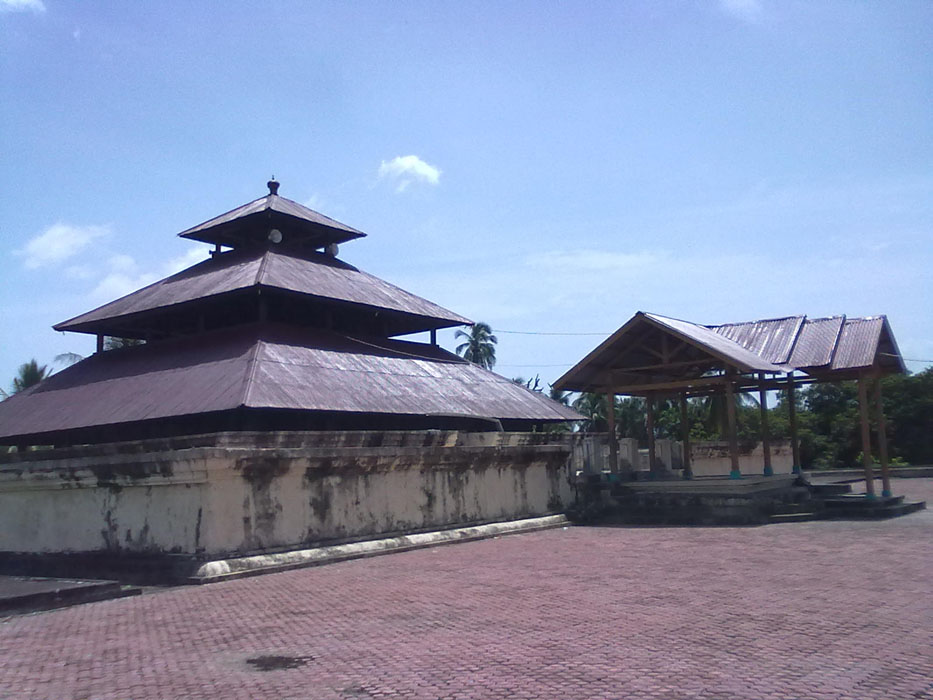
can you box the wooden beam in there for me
[873,376,892,498]
[606,392,618,473]
[646,393,658,476]
[857,375,876,498]
[608,358,718,376]
[680,393,692,480]
[605,375,729,396]
[725,379,741,479]
[758,373,773,477]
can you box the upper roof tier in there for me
[178,179,366,250]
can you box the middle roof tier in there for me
[56,245,472,340]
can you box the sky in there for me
[1,0,931,393]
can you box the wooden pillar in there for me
[430,328,437,346]
[758,373,773,476]
[96,335,104,353]
[606,392,618,473]
[646,393,658,478]
[857,375,876,498]
[873,377,892,498]
[787,373,801,474]
[680,393,692,480]
[725,380,741,479]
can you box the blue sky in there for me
[1,0,931,392]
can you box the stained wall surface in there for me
[0,431,573,557]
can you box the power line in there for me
[493,328,609,336]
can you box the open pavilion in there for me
[554,311,906,499]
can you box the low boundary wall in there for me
[0,431,573,578]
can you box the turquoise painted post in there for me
[726,378,742,480]
[787,373,801,474]
[759,373,773,477]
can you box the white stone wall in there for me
[0,432,573,557]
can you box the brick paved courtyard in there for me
[1,478,931,700]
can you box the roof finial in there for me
[267,177,280,196]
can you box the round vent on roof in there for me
[325,243,339,256]
[268,229,283,244]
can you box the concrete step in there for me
[823,500,926,520]
[823,494,904,509]
[769,512,822,524]
[0,576,141,614]
[808,483,853,497]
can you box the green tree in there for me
[455,322,497,370]
[104,337,145,350]
[572,392,608,433]
[11,359,50,394]
[881,368,933,465]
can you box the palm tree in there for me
[11,359,50,394]
[455,322,497,370]
[572,392,610,433]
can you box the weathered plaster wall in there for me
[0,431,572,557]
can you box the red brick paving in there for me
[1,478,931,700]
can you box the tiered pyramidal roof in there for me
[0,181,579,446]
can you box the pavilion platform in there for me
[573,471,926,526]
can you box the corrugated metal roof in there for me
[55,247,471,333]
[831,316,884,371]
[178,192,366,248]
[554,310,905,394]
[786,316,844,369]
[0,324,580,442]
[712,316,805,365]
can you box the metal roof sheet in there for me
[55,247,471,333]
[831,316,884,371]
[786,316,845,369]
[712,316,805,365]
[0,324,580,442]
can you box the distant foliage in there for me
[565,368,932,469]
[455,323,497,370]
[11,359,50,395]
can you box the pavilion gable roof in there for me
[554,310,906,395]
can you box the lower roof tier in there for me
[0,323,581,445]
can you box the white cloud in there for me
[163,247,208,275]
[378,155,441,193]
[718,0,763,22]
[85,246,207,303]
[15,222,110,269]
[0,0,46,13]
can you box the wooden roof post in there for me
[606,391,618,473]
[857,374,876,499]
[873,376,892,498]
[680,392,692,480]
[646,392,659,479]
[725,379,741,479]
[787,372,801,474]
[96,334,104,353]
[758,373,773,477]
